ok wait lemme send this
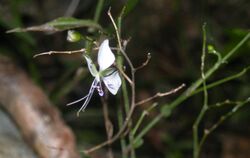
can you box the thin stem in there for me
[132,103,158,136]
[135,53,151,71]
[101,96,114,158]
[108,8,136,158]
[108,7,136,130]
[192,66,250,96]
[118,8,137,157]
[129,131,136,158]
[208,100,242,109]
[116,65,133,84]
[33,47,120,58]
[134,32,250,153]
[116,44,130,158]
[193,105,208,157]
[193,23,208,158]
[94,0,104,23]
[199,98,250,149]
[108,8,135,72]
[135,84,185,106]
[33,49,86,58]
[83,17,250,156]
[108,6,136,124]
[84,9,137,154]
[133,114,163,143]
[118,104,128,158]
[116,7,131,158]
[185,32,249,103]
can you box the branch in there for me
[115,64,133,85]
[135,53,151,71]
[101,96,114,158]
[193,23,208,158]
[135,83,186,106]
[199,97,250,149]
[33,48,86,58]
[33,47,120,58]
[127,32,250,155]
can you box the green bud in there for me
[208,45,216,54]
[67,30,82,42]
[207,45,214,51]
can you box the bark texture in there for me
[0,55,80,158]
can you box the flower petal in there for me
[102,71,121,95]
[84,55,98,77]
[98,39,115,71]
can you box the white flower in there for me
[68,39,122,115]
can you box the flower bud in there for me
[67,30,82,42]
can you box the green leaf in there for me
[161,105,172,117]
[123,0,140,16]
[7,17,102,33]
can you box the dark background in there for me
[0,0,250,157]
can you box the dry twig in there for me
[135,53,151,71]
[135,83,186,106]
[33,47,120,58]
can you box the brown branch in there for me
[135,83,186,106]
[0,55,80,158]
[135,53,151,71]
[115,64,133,85]
[33,49,86,58]
[33,47,120,58]
[101,96,114,158]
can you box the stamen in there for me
[66,95,88,106]
[76,79,98,116]
[66,78,99,116]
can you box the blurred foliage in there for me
[0,0,250,158]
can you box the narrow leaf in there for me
[7,17,102,33]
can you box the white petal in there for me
[98,39,115,71]
[84,55,98,77]
[102,71,121,95]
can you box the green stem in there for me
[132,111,147,136]
[94,0,104,23]
[132,103,157,136]
[193,23,208,158]
[134,114,163,143]
[193,106,207,158]
[116,8,132,158]
[199,98,250,148]
[118,104,128,158]
[192,66,250,96]
[134,32,250,150]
